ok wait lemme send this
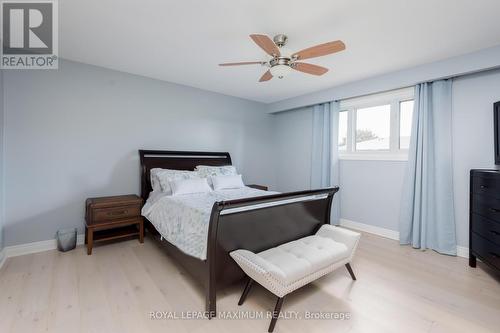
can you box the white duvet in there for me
[142,187,278,260]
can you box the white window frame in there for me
[338,87,414,161]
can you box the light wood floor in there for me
[1,232,499,333]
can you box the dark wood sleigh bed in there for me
[139,150,339,317]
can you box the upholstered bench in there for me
[230,224,361,332]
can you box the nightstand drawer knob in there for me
[489,208,500,213]
[108,210,128,216]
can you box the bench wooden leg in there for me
[345,263,356,280]
[268,296,285,333]
[238,278,254,306]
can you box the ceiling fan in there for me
[219,34,345,82]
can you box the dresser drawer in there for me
[471,213,500,246]
[472,194,500,223]
[472,176,500,199]
[91,205,141,223]
[471,232,500,270]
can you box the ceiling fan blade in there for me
[293,62,329,76]
[259,70,273,82]
[292,40,345,60]
[250,34,280,57]
[219,61,265,66]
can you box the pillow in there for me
[211,174,245,190]
[150,168,165,192]
[156,169,200,194]
[195,165,237,185]
[170,178,212,196]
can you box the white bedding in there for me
[142,187,278,260]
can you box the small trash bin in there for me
[56,228,77,252]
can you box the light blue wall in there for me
[272,107,313,192]
[3,60,275,246]
[273,68,500,248]
[339,160,406,231]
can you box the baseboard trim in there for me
[456,246,469,259]
[3,234,85,259]
[339,218,469,259]
[340,218,400,241]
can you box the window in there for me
[338,87,414,160]
[355,104,391,151]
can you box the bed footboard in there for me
[205,187,339,316]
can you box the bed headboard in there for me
[139,150,232,200]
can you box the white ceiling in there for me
[60,0,500,103]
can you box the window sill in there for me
[339,154,408,161]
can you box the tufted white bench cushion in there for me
[230,224,360,298]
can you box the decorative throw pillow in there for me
[211,174,245,190]
[170,178,212,196]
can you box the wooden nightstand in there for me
[247,184,268,191]
[85,194,144,255]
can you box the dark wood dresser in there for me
[469,169,500,274]
[85,194,144,255]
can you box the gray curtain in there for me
[399,80,457,255]
[311,101,340,225]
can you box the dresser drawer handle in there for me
[490,252,500,259]
[480,185,488,189]
[107,210,128,216]
[490,230,500,236]
[489,208,500,213]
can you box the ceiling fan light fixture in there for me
[270,64,291,79]
[219,34,346,82]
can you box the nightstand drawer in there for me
[91,205,141,223]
